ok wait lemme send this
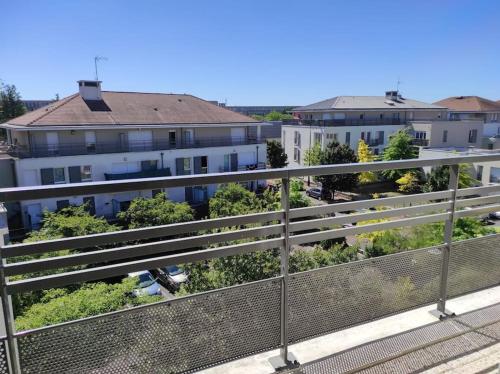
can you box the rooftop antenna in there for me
[94,56,108,81]
[396,77,402,93]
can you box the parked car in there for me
[128,271,162,297]
[155,265,188,291]
[489,211,500,220]
[306,187,326,200]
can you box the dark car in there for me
[306,187,326,200]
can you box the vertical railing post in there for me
[0,238,21,373]
[269,172,298,370]
[435,164,459,319]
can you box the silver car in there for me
[156,265,188,291]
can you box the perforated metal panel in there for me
[288,247,443,343]
[17,278,281,374]
[447,234,500,298]
[0,339,9,374]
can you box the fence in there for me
[0,153,499,373]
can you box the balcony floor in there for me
[198,286,500,374]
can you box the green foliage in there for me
[15,278,161,330]
[289,190,310,208]
[252,111,294,121]
[25,205,118,242]
[396,171,421,193]
[423,164,478,192]
[266,140,288,168]
[0,83,26,123]
[290,178,305,192]
[209,183,264,218]
[117,193,194,228]
[316,140,358,199]
[381,130,418,181]
[357,140,378,184]
[364,218,495,258]
[304,143,322,166]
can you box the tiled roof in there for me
[434,96,500,112]
[7,92,258,127]
[293,96,444,111]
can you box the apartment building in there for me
[1,80,267,229]
[410,120,483,148]
[434,96,500,149]
[283,91,447,166]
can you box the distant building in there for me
[282,91,447,166]
[226,106,296,117]
[2,80,267,230]
[22,100,55,111]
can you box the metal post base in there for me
[269,352,300,371]
[429,309,456,321]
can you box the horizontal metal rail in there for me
[4,224,284,276]
[289,202,452,233]
[1,210,283,258]
[1,154,499,202]
[6,237,284,293]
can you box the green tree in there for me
[423,164,478,192]
[289,190,310,208]
[357,139,377,184]
[266,140,288,168]
[316,140,358,200]
[26,205,118,242]
[264,111,294,121]
[15,278,161,330]
[381,130,418,181]
[117,193,194,229]
[395,171,421,193]
[304,142,322,167]
[0,83,26,123]
[209,183,264,218]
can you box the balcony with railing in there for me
[7,136,264,159]
[283,118,402,127]
[412,138,430,147]
[0,154,499,373]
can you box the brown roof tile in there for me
[434,96,500,112]
[8,92,258,127]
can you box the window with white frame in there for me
[415,131,427,140]
[81,165,92,181]
[313,132,322,145]
[294,148,301,163]
[294,131,301,147]
[468,129,478,143]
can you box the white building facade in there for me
[283,91,447,166]
[2,81,267,229]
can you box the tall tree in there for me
[209,183,264,218]
[357,139,377,184]
[316,141,358,200]
[381,130,418,181]
[266,140,288,168]
[0,83,26,123]
[423,164,478,192]
[117,193,194,228]
[304,142,322,167]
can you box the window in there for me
[491,113,498,122]
[379,114,384,119]
[415,131,427,140]
[313,133,322,145]
[326,133,333,140]
[41,167,65,185]
[56,200,70,211]
[192,186,208,203]
[345,132,351,146]
[468,129,478,143]
[442,130,448,143]
[194,156,208,174]
[169,131,176,146]
[223,154,230,172]
[294,131,301,147]
[377,131,385,144]
[83,196,96,215]
[69,166,92,183]
[490,167,500,183]
[183,130,193,145]
[333,133,338,141]
[183,158,191,173]
[85,131,96,152]
[294,148,301,163]
[476,166,483,181]
[141,160,158,171]
[361,132,365,140]
[359,114,364,120]
[373,148,379,155]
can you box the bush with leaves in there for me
[381,130,418,181]
[15,277,161,330]
[266,140,288,168]
[357,139,378,184]
[316,140,358,199]
[396,171,421,193]
[118,193,194,228]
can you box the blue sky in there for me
[2,0,500,105]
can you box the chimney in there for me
[78,80,102,100]
[385,91,399,101]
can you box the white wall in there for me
[282,124,404,167]
[15,143,267,228]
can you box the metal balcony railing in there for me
[283,118,402,127]
[7,136,264,158]
[0,153,499,373]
